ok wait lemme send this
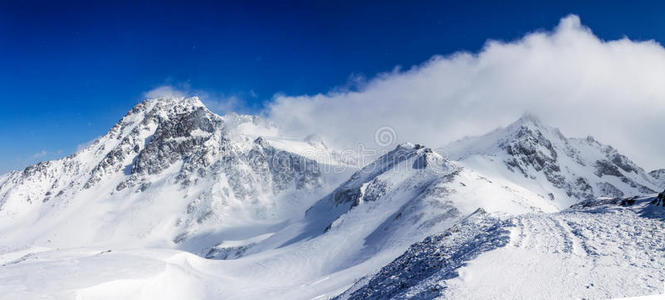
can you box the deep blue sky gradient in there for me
[2,0,665,173]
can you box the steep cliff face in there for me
[441,115,659,208]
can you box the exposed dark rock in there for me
[596,182,624,198]
[336,210,510,300]
[594,160,623,178]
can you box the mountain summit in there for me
[441,114,658,208]
[0,97,343,254]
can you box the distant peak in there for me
[502,113,563,137]
[391,143,441,160]
[395,142,416,150]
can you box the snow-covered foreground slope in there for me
[0,248,221,300]
[337,197,665,299]
[3,197,662,300]
[441,114,660,208]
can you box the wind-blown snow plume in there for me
[267,15,665,169]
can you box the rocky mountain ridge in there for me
[441,114,660,208]
[0,97,344,255]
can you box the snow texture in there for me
[0,98,663,300]
[338,197,665,299]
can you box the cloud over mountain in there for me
[266,15,665,168]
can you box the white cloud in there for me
[31,150,47,159]
[144,86,186,99]
[143,85,253,115]
[266,15,665,169]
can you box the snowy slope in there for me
[297,143,557,251]
[0,247,221,300]
[5,196,660,300]
[0,97,353,255]
[0,142,559,300]
[441,114,659,208]
[337,196,665,299]
[204,143,560,297]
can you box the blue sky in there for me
[2,1,665,173]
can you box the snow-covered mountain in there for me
[298,142,557,249]
[441,114,660,208]
[0,99,663,300]
[0,140,559,300]
[254,143,557,267]
[0,97,352,255]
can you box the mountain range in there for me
[0,97,663,300]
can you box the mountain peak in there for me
[115,96,210,131]
[142,96,208,115]
[441,114,559,161]
[515,112,542,125]
[442,113,659,205]
[143,95,206,108]
[343,143,449,188]
[505,113,549,132]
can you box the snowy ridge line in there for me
[337,196,665,299]
[335,208,513,300]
